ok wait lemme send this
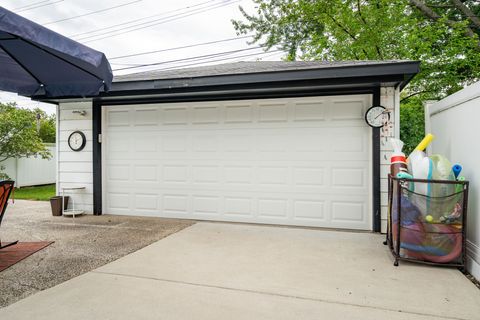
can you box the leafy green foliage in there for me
[0,103,51,165]
[232,0,480,151]
[0,165,9,180]
[400,97,425,155]
[35,108,56,143]
[233,0,480,100]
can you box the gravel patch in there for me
[0,200,194,307]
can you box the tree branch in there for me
[327,14,370,59]
[450,0,480,30]
[356,0,383,59]
[409,0,442,20]
[409,0,479,48]
[400,90,432,102]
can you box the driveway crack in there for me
[91,270,466,320]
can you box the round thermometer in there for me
[68,131,86,152]
[365,105,389,128]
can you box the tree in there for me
[233,0,480,100]
[34,108,56,143]
[399,97,425,154]
[232,0,480,152]
[0,103,51,164]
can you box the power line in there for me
[73,0,226,41]
[13,0,52,10]
[111,47,259,66]
[146,49,282,72]
[247,51,284,61]
[114,49,281,74]
[16,0,64,13]
[77,0,239,43]
[43,0,143,25]
[78,0,241,43]
[68,0,217,38]
[109,35,252,60]
[112,46,265,71]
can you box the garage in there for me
[103,95,371,230]
[48,61,420,232]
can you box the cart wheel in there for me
[383,240,387,245]
[394,260,399,267]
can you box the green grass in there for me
[14,184,56,201]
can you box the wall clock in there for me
[68,131,86,152]
[365,105,389,128]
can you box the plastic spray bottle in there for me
[390,138,408,177]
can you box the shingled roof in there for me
[113,60,414,82]
[37,60,420,102]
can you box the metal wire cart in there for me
[384,175,469,269]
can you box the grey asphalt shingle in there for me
[113,60,412,82]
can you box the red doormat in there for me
[0,242,54,272]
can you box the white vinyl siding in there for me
[379,87,400,233]
[57,101,93,213]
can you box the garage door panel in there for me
[331,199,368,227]
[134,108,158,126]
[134,193,158,211]
[107,109,130,127]
[161,106,188,125]
[104,95,372,230]
[331,165,368,189]
[105,191,370,229]
[105,162,369,194]
[293,100,326,121]
[105,129,368,162]
[163,194,189,214]
[133,165,158,182]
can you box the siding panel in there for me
[57,102,93,213]
[379,87,399,233]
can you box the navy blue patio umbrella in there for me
[0,6,112,98]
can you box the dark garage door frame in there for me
[92,87,382,232]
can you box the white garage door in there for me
[103,95,372,230]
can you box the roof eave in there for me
[111,61,420,92]
[34,61,420,103]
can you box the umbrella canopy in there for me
[0,6,112,98]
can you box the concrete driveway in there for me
[1,222,479,320]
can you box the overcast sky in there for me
[1,0,283,114]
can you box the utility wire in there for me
[15,0,64,13]
[114,49,280,73]
[43,0,143,25]
[73,0,227,40]
[144,49,282,72]
[68,0,217,38]
[109,35,252,60]
[78,0,239,42]
[247,51,284,61]
[111,47,259,66]
[112,46,265,71]
[78,0,241,43]
[13,0,52,10]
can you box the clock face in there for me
[68,131,86,152]
[365,105,389,128]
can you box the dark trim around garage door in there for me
[372,87,381,232]
[92,89,382,231]
[92,99,102,215]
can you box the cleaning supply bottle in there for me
[390,138,408,177]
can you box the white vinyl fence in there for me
[426,81,480,280]
[0,143,56,187]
